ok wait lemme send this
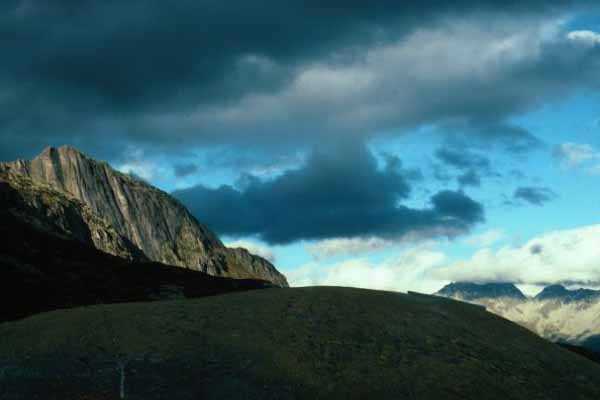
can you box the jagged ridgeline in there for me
[0,146,287,287]
[436,282,600,357]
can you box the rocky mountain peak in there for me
[1,147,288,287]
[535,284,600,303]
[436,282,527,301]
[435,282,600,353]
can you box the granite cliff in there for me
[1,146,288,286]
[0,166,144,261]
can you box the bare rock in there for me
[1,146,288,286]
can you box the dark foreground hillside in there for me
[0,212,272,323]
[1,287,600,400]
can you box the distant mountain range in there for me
[535,284,600,303]
[0,146,287,286]
[436,282,600,356]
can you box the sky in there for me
[3,1,600,296]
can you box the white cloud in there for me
[245,152,306,179]
[585,164,600,176]
[306,237,398,260]
[435,225,600,285]
[289,245,448,293]
[555,142,600,175]
[567,30,600,46]
[226,240,276,263]
[116,148,164,181]
[464,229,506,247]
[291,224,600,296]
[117,162,155,181]
[555,142,598,167]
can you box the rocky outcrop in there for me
[0,166,145,261]
[2,146,288,286]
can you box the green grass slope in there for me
[1,287,600,400]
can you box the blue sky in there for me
[3,1,600,295]
[113,88,600,295]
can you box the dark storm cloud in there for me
[435,148,491,171]
[434,148,495,187]
[514,186,557,206]
[0,0,596,161]
[438,121,545,155]
[173,143,484,244]
[173,163,199,178]
[457,170,482,188]
[0,1,542,111]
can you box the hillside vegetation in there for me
[1,287,600,399]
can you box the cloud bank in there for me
[1,2,599,161]
[292,224,600,293]
[173,143,484,244]
[289,245,447,294]
[436,224,600,285]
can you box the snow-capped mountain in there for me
[435,282,600,353]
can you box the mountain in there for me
[436,282,600,356]
[0,205,273,323]
[535,284,600,303]
[558,343,600,364]
[1,146,287,286]
[436,282,527,301]
[0,166,146,261]
[2,287,600,400]
[583,335,600,355]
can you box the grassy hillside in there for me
[1,287,600,399]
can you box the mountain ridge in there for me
[0,165,146,261]
[436,282,527,301]
[436,281,600,355]
[535,284,600,303]
[1,146,288,286]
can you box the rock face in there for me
[1,146,288,286]
[0,166,145,261]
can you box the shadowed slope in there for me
[1,288,600,399]
[0,210,274,324]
